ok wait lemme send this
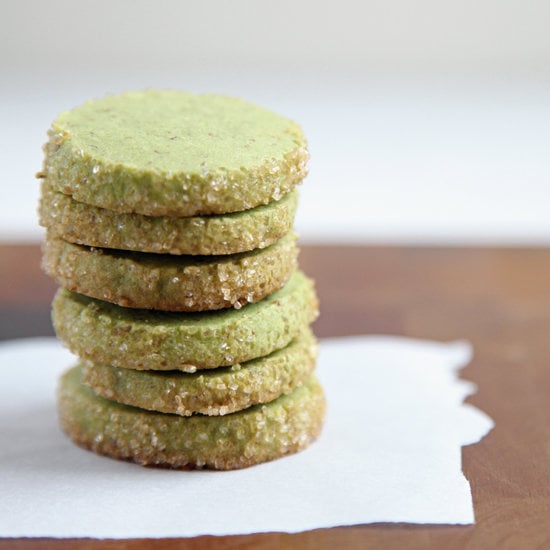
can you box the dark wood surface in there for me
[2,243,550,550]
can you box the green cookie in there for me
[40,90,308,217]
[39,180,298,256]
[52,270,319,371]
[82,329,318,416]
[58,366,326,470]
[42,233,297,311]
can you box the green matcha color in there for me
[42,232,298,311]
[39,180,298,256]
[58,366,326,470]
[40,89,321,470]
[52,270,319,371]
[82,329,318,416]
[41,91,309,217]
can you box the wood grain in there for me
[2,243,550,549]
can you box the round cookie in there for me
[52,270,319,371]
[82,329,318,416]
[39,180,299,256]
[58,367,326,470]
[42,233,297,311]
[40,90,309,217]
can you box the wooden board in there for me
[1,244,549,549]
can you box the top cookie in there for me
[40,90,309,217]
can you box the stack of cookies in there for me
[38,90,325,470]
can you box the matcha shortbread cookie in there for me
[82,329,318,416]
[59,366,326,470]
[40,90,309,217]
[43,232,297,311]
[52,270,319,371]
[39,180,299,256]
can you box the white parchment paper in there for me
[0,336,493,538]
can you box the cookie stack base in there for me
[59,367,326,470]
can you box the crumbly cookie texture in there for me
[39,180,299,256]
[58,367,325,470]
[42,232,298,311]
[52,270,319,371]
[40,90,309,217]
[82,329,318,416]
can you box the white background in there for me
[2,0,549,244]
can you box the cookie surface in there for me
[82,329,318,416]
[58,366,325,470]
[41,90,308,217]
[42,233,297,311]
[52,270,319,371]
[39,180,298,256]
